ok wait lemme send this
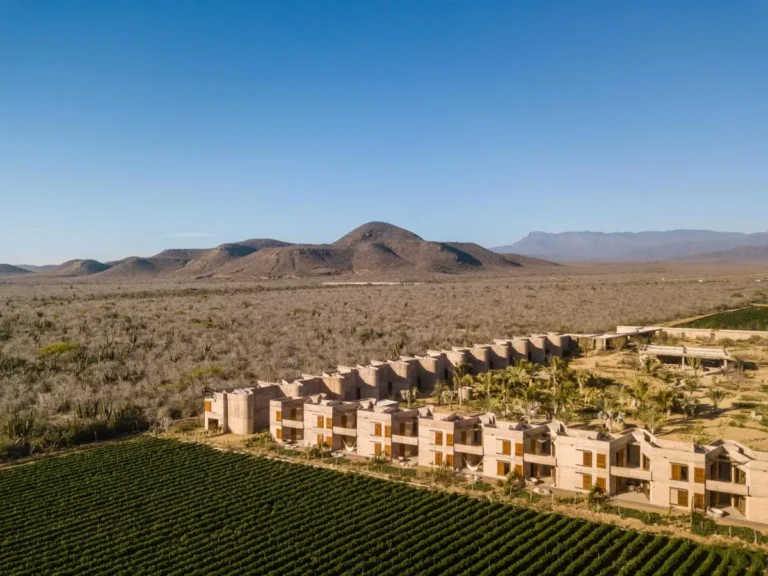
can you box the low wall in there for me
[618,326,768,342]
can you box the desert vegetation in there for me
[1,262,766,458]
[0,437,763,575]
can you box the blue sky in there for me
[1,1,766,264]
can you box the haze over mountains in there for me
[0,222,555,280]
[493,230,768,262]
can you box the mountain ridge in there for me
[5,222,556,280]
[493,230,768,261]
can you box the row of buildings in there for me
[203,329,768,525]
[263,395,768,524]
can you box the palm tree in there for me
[546,357,569,391]
[654,388,678,417]
[641,357,663,378]
[575,370,594,395]
[440,388,455,410]
[480,395,502,414]
[474,371,500,403]
[597,387,626,432]
[706,388,727,413]
[432,380,448,405]
[636,400,665,433]
[451,362,474,406]
[515,384,542,424]
[401,387,418,409]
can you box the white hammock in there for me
[465,460,483,472]
[342,440,358,452]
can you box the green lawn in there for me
[0,438,764,575]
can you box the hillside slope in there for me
[98,257,190,278]
[41,259,111,277]
[0,264,32,276]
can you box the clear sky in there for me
[1,1,766,264]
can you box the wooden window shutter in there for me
[671,464,681,481]
[515,442,523,456]
[385,425,392,439]
[326,417,333,430]
[446,454,454,468]
[204,400,212,412]
[515,464,523,477]
[435,451,443,466]
[582,474,592,490]
[497,461,506,476]
[385,444,391,457]
[694,467,705,484]
[275,427,282,440]
[317,415,324,428]
[275,410,282,422]
[596,477,606,492]
[374,443,381,456]
[502,440,511,456]
[693,493,705,510]
[435,431,443,445]
[596,454,606,469]
[374,423,382,437]
[446,433,454,447]
[677,489,688,507]
[317,434,324,446]
[582,451,592,467]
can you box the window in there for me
[275,410,282,422]
[374,443,382,457]
[446,454,454,468]
[497,461,511,476]
[672,488,688,507]
[693,493,705,510]
[325,435,332,445]
[340,415,347,428]
[694,467,705,484]
[385,444,391,458]
[317,434,324,446]
[615,450,625,467]
[596,477,606,492]
[671,464,689,482]
[374,423,382,437]
[435,451,443,466]
[290,408,297,420]
[435,431,443,445]
[596,454,606,469]
[515,464,523,477]
[317,415,324,428]
[582,474,592,490]
[642,455,650,471]
[582,451,593,467]
[385,425,391,439]
[735,467,747,485]
[501,440,511,456]
[446,433,454,447]
[515,442,524,457]
[275,427,282,441]
[325,417,333,430]
[204,400,212,412]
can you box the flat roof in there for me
[642,344,732,360]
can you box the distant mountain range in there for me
[492,230,768,262]
[0,222,558,280]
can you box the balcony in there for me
[707,479,749,496]
[453,443,484,456]
[391,434,418,446]
[611,466,652,482]
[524,453,556,467]
[282,419,304,429]
[333,426,358,437]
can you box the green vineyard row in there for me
[678,306,768,331]
[0,439,764,575]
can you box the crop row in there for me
[0,438,764,575]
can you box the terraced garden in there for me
[0,438,764,575]
[678,306,768,331]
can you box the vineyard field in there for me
[0,439,764,575]
[678,306,768,331]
